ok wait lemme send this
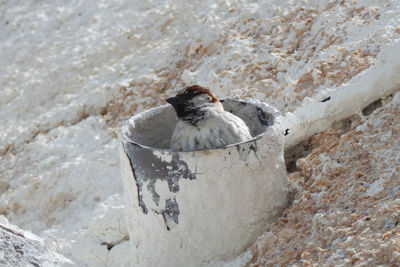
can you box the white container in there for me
[120,98,288,267]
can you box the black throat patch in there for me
[181,106,206,125]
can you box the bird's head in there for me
[166,85,221,118]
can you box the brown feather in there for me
[186,85,219,103]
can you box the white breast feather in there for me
[170,109,251,151]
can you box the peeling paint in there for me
[120,98,288,266]
[256,107,269,126]
[161,197,180,231]
[123,143,195,224]
[122,98,282,230]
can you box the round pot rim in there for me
[121,98,279,153]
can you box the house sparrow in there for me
[167,85,252,151]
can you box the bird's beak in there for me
[166,96,184,107]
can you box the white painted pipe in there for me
[282,40,400,149]
[120,99,288,266]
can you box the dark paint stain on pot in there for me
[123,142,196,230]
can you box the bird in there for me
[166,85,252,151]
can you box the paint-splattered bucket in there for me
[120,98,288,266]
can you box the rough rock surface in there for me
[0,216,72,266]
[247,93,400,266]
